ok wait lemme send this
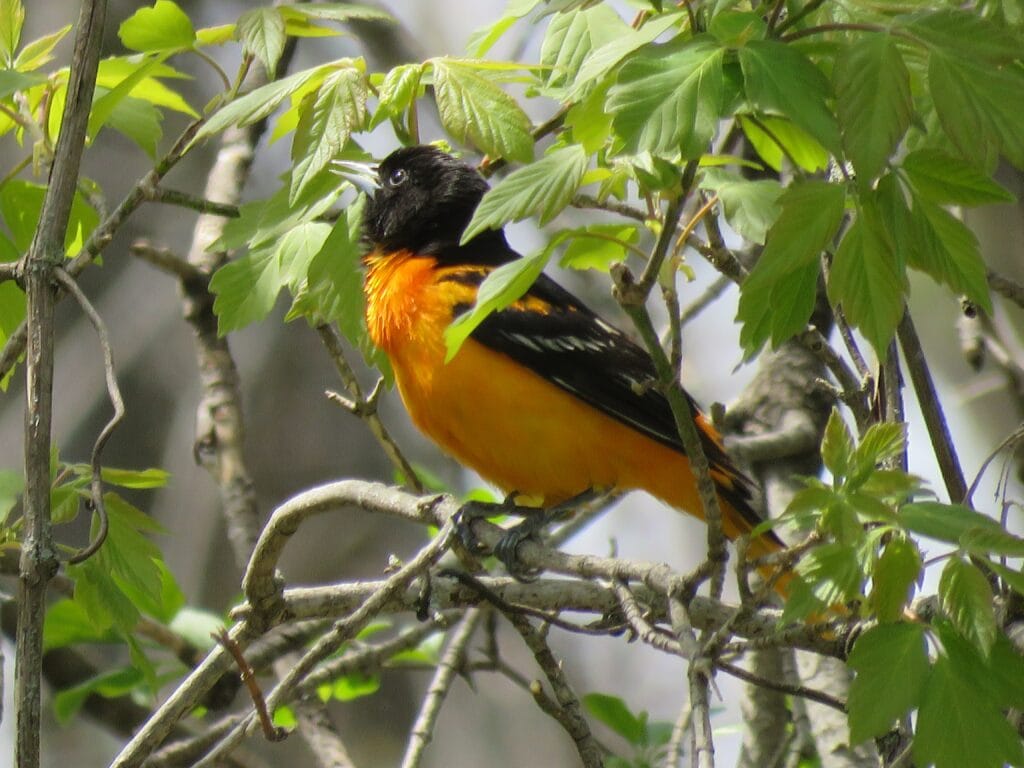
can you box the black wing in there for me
[469,272,763,529]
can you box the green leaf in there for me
[0,69,43,99]
[869,536,921,622]
[273,705,297,728]
[14,24,72,71]
[708,11,766,47]
[899,501,1004,545]
[847,421,906,487]
[72,465,170,489]
[168,607,223,650]
[95,56,196,117]
[209,246,282,335]
[569,11,684,100]
[827,199,906,354]
[940,557,997,655]
[466,14,520,58]
[50,485,81,525]
[901,149,1015,207]
[104,94,164,159]
[699,168,782,244]
[900,9,1023,65]
[119,0,196,53]
[847,623,929,744]
[69,557,140,633]
[277,221,332,291]
[929,51,1024,169]
[607,37,724,159]
[290,65,366,202]
[739,114,829,173]
[0,467,22,525]
[736,180,844,355]
[564,77,613,154]
[739,40,840,154]
[215,171,342,252]
[904,194,993,313]
[541,5,629,89]
[558,224,640,272]
[371,63,421,128]
[95,494,169,617]
[53,667,144,724]
[236,8,286,73]
[0,0,24,67]
[89,54,173,147]
[834,34,911,182]
[432,58,533,162]
[444,248,550,360]
[781,484,836,528]
[959,526,1024,558]
[985,560,1024,598]
[332,673,380,701]
[583,693,645,745]
[191,64,334,148]
[0,180,98,256]
[43,598,117,650]
[821,408,853,479]
[196,24,235,47]
[860,469,924,502]
[794,541,864,607]
[916,630,1024,768]
[462,144,588,242]
[287,197,374,365]
[279,3,394,24]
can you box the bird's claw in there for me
[493,516,548,582]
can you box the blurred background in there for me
[0,1,1022,766]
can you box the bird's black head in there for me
[362,146,492,256]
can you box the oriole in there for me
[361,145,783,581]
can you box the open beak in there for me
[331,159,379,195]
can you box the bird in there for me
[359,144,784,583]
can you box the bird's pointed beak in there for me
[331,159,379,195]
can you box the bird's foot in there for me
[454,490,522,556]
[456,489,601,581]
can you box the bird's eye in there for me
[387,167,408,187]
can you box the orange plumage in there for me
[361,146,784,583]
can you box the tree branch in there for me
[399,607,484,768]
[15,2,106,765]
[897,310,967,502]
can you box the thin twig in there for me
[52,267,123,564]
[572,194,647,222]
[664,702,692,768]
[679,275,732,327]
[714,660,845,713]
[148,186,241,218]
[212,629,286,743]
[198,520,459,767]
[896,311,967,501]
[614,580,685,656]
[615,288,729,598]
[317,324,423,491]
[505,612,604,768]
[400,607,485,768]
[988,270,1024,309]
[883,340,907,469]
[129,240,205,283]
[795,328,870,429]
